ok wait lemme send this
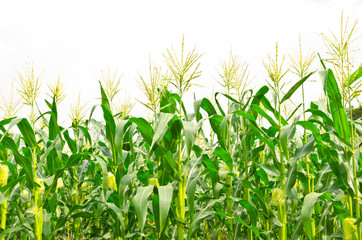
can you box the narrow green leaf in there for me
[1,137,35,189]
[101,105,116,146]
[214,147,233,171]
[151,113,177,149]
[182,121,196,157]
[294,121,322,145]
[349,65,362,85]
[194,98,217,122]
[95,156,108,196]
[321,69,351,141]
[281,71,315,104]
[99,81,111,111]
[250,104,278,127]
[186,157,202,221]
[280,124,292,154]
[0,226,24,238]
[17,118,37,148]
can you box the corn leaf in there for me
[281,71,314,104]
[158,183,173,232]
[133,185,154,233]
[17,118,37,149]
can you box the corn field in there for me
[0,15,362,240]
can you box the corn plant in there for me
[0,15,362,240]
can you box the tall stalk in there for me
[163,36,202,239]
[289,35,316,238]
[263,43,288,240]
[32,147,43,240]
[218,51,251,239]
[0,165,9,240]
[176,101,186,240]
[321,12,361,239]
[348,100,360,239]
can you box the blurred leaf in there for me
[132,185,154,232]
[214,147,233,171]
[158,183,173,232]
[186,157,202,221]
[182,121,196,157]
[17,118,37,148]
[349,65,362,85]
[301,192,325,239]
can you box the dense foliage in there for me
[0,17,362,240]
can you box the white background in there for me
[0,0,361,123]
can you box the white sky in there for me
[0,0,361,123]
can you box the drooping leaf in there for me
[17,118,37,148]
[132,185,154,233]
[129,117,154,146]
[213,147,233,171]
[158,183,173,232]
[186,157,202,221]
[301,192,325,239]
[182,121,196,157]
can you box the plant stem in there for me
[226,97,233,238]
[177,100,185,240]
[302,84,316,239]
[1,200,6,240]
[241,120,252,240]
[349,101,361,240]
[277,87,287,240]
[33,148,43,240]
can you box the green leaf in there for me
[17,118,37,148]
[294,121,322,145]
[119,173,136,206]
[187,199,221,240]
[101,105,116,147]
[349,65,362,85]
[129,117,154,145]
[63,129,76,154]
[99,81,111,111]
[321,69,351,141]
[182,121,196,157]
[186,157,202,221]
[286,162,297,196]
[132,185,154,232]
[104,202,125,233]
[232,110,256,122]
[78,126,92,146]
[301,192,324,239]
[194,98,217,122]
[280,124,292,154]
[95,156,108,196]
[1,137,35,189]
[259,164,279,177]
[306,108,334,129]
[0,226,24,238]
[292,138,315,164]
[158,183,173,232]
[281,71,315,104]
[260,96,288,126]
[151,113,177,149]
[214,147,233,171]
[250,104,278,127]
